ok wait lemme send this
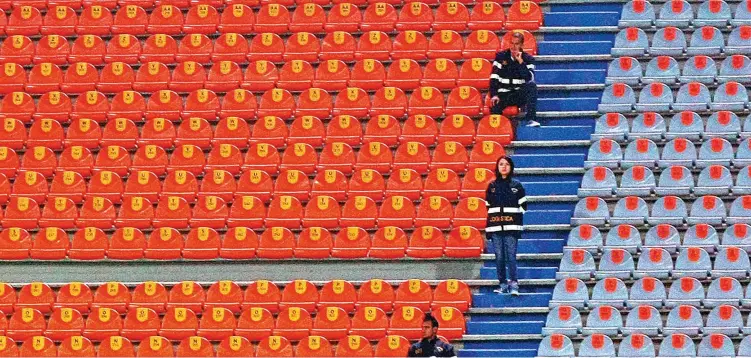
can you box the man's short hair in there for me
[424,313,440,328]
[511,32,525,44]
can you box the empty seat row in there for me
[0,224,485,260]
[606,55,751,86]
[599,81,749,113]
[551,276,751,310]
[0,2,541,38]
[538,332,751,358]
[585,137,748,170]
[0,0,541,9]
[579,164,751,198]
[612,26,751,57]
[593,112,751,142]
[0,58,495,94]
[0,334,416,358]
[0,279,468,315]
[619,0,751,28]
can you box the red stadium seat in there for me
[349,60,385,92]
[296,336,334,357]
[198,307,237,340]
[386,168,423,201]
[135,336,173,357]
[290,4,326,33]
[385,58,422,90]
[370,226,408,258]
[371,87,408,118]
[77,6,114,36]
[256,336,293,357]
[7,308,45,340]
[68,227,108,260]
[257,227,295,259]
[422,168,460,200]
[395,280,432,312]
[111,5,148,34]
[243,60,278,92]
[220,226,259,259]
[476,114,513,145]
[325,4,361,32]
[76,196,116,229]
[280,143,318,175]
[468,140,505,172]
[54,282,93,313]
[183,227,221,259]
[248,33,285,62]
[258,89,295,119]
[314,60,350,91]
[115,196,154,229]
[265,195,304,228]
[25,63,63,94]
[92,282,130,314]
[42,6,77,36]
[16,282,55,312]
[340,195,379,229]
[234,172,273,205]
[46,307,85,340]
[7,6,42,36]
[355,141,393,174]
[183,4,219,34]
[207,61,244,93]
[302,196,340,229]
[107,227,146,260]
[27,119,64,150]
[468,1,504,31]
[431,141,469,173]
[242,280,281,313]
[82,308,123,341]
[415,196,453,229]
[408,86,445,118]
[312,306,350,340]
[335,335,373,357]
[96,336,135,358]
[347,170,385,202]
[148,4,183,35]
[274,307,313,341]
[434,2,469,31]
[62,62,98,94]
[0,36,34,65]
[170,61,207,93]
[133,62,169,93]
[219,4,255,33]
[220,89,257,120]
[356,31,392,61]
[38,198,78,230]
[167,281,205,313]
[35,35,71,65]
[433,307,465,339]
[422,59,459,90]
[213,34,249,63]
[388,306,424,339]
[152,196,191,229]
[98,63,135,94]
[378,196,416,229]
[407,225,445,258]
[296,90,332,119]
[217,336,254,357]
[463,30,501,59]
[375,335,411,357]
[235,307,274,341]
[0,63,26,94]
[18,336,56,357]
[0,281,16,312]
[243,143,281,175]
[255,4,290,33]
[190,195,229,229]
[176,336,214,357]
[332,226,370,259]
[131,282,168,313]
[401,115,437,146]
[148,226,189,264]
[0,147,19,178]
[277,59,315,91]
[58,335,95,357]
[333,88,372,120]
[11,171,48,204]
[351,306,389,339]
[140,34,178,63]
[397,2,433,31]
[145,89,182,121]
[105,34,141,65]
[318,143,356,175]
[168,145,206,177]
[362,3,397,32]
[506,1,543,30]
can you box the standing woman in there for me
[486,156,527,296]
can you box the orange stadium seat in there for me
[280,143,318,175]
[175,336,214,357]
[415,197,453,229]
[385,59,422,90]
[34,92,71,122]
[77,6,114,36]
[101,118,138,150]
[136,336,173,357]
[433,307,465,339]
[0,147,19,178]
[243,61,278,92]
[147,4,183,35]
[392,31,428,60]
[0,173,9,204]
[220,89,257,120]
[501,30,538,55]
[131,146,168,176]
[106,91,142,122]
[130,281,168,313]
[145,89,182,121]
[356,31,392,61]
[107,227,146,260]
[370,226,408,258]
[257,226,296,259]
[235,307,274,341]
[27,119,64,150]
[434,2,469,31]
[397,2,433,31]
[468,141,505,172]
[318,143,356,175]
[296,89,333,119]
[332,226,370,259]
[7,308,45,340]
[258,89,296,119]
[76,196,117,229]
[350,306,388,339]
[290,4,325,32]
[422,59,459,90]
[433,279,472,312]
[115,196,154,229]
[0,119,25,150]
[312,306,350,340]
[326,115,362,147]
[469,1,504,31]
[446,86,484,117]
[111,5,148,34]
[162,170,199,203]
[98,63,135,94]
[371,87,408,118]
[243,280,281,313]
[152,196,191,229]
[213,117,250,149]
[205,280,244,314]
[212,34,249,63]
[138,118,176,149]
[296,336,334,357]
[302,196,340,229]
[388,306,424,339]
[407,226,446,258]
[3,199,40,231]
[58,336,96,357]
[0,63,26,94]
[198,307,236,340]
[71,92,109,123]
[280,279,319,312]
[55,282,93,313]
[255,4,291,33]
[257,336,293,357]
[122,307,161,341]
[375,335,411,357]
[428,30,464,60]
[347,170,385,202]
[378,196,416,229]
[133,62,169,93]
[315,280,356,312]
[92,282,130,314]
[46,307,85,340]
[42,6,77,36]
[355,141,393,174]
[220,226,259,259]
[105,34,141,65]
[217,336,254,357]
[82,308,123,341]
[18,336,56,357]
[0,36,34,65]
[168,145,206,176]
[183,4,220,34]
[274,307,313,341]
[140,34,178,64]
[408,86,445,118]
[219,4,255,32]
[386,168,423,201]
[1,92,34,123]
[333,88,372,120]
[460,168,495,199]
[16,282,54,313]
[7,6,42,36]
[325,4,360,32]
[423,168,460,200]
[175,117,213,149]
[340,195,379,229]
[362,3,396,32]
[274,169,311,201]
[477,114,512,144]
[227,195,266,227]
[167,281,205,313]
[395,280,432,312]
[170,61,207,93]
[463,30,501,59]
[207,143,243,175]
[38,198,78,230]
[248,33,285,63]
[25,63,63,94]
[277,59,315,90]
[68,227,109,260]
[336,335,373,357]
[12,170,48,203]
[34,35,71,65]
[190,195,229,229]
[235,169,273,203]
[243,143,281,175]
[431,141,469,173]
[265,195,304,228]
[288,116,326,147]
[63,62,98,94]
[0,281,16,312]
[349,60,385,91]
[506,0,543,30]
[86,170,124,203]
[96,336,135,358]
[314,59,349,91]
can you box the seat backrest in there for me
[613,196,649,219]
[591,277,628,302]
[625,305,662,331]
[658,333,696,357]
[587,139,623,162]
[573,197,610,220]
[697,165,732,189]
[683,223,719,247]
[730,195,751,218]
[653,27,687,49]
[618,333,655,357]
[728,25,751,47]
[579,334,615,357]
[706,276,744,301]
[675,246,712,272]
[559,249,596,275]
[644,56,679,80]
[706,111,740,134]
[657,167,694,191]
[720,55,751,78]
[607,57,642,81]
[669,111,704,136]
[551,278,588,305]
[605,224,641,248]
[668,276,705,301]
[662,139,698,165]
[690,195,727,219]
[599,248,635,273]
[739,140,751,162]
[595,113,629,137]
[676,82,711,106]
[721,223,751,246]
[621,0,655,24]
[537,334,574,357]
[696,0,731,22]
[631,112,666,136]
[567,225,603,249]
[698,333,736,357]
[714,81,749,103]
[601,83,636,105]
[658,0,694,22]
[682,55,717,80]
[581,167,617,191]
[621,166,656,189]
[586,305,623,330]
[629,276,667,303]
[739,335,751,357]
[690,26,724,49]
[666,305,703,329]
[623,138,659,163]
[614,27,649,50]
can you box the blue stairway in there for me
[460,2,621,357]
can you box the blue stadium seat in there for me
[711,81,749,111]
[579,334,615,358]
[644,224,681,254]
[579,167,617,198]
[618,334,655,357]
[585,139,622,169]
[673,247,712,279]
[628,277,667,308]
[612,27,649,57]
[712,247,750,279]
[704,277,744,307]
[673,82,711,112]
[566,225,602,254]
[642,56,679,85]
[686,26,724,56]
[718,55,751,84]
[725,26,751,54]
[596,248,635,280]
[635,247,673,280]
[705,111,741,139]
[599,83,636,113]
[680,55,717,84]
[537,334,574,358]
[606,57,642,86]
[590,277,629,308]
[541,306,582,336]
[693,0,732,27]
[623,305,662,336]
[658,333,696,357]
[666,277,705,308]
[630,112,666,141]
[683,224,719,253]
[666,112,703,141]
[696,138,734,168]
[583,305,623,336]
[616,166,655,197]
[622,138,659,168]
[659,138,697,168]
[572,197,610,226]
[593,113,629,141]
[655,0,694,28]
[649,195,688,226]
[636,82,673,112]
[697,333,736,356]
[665,306,704,336]
[556,249,596,280]
[550,278,589,309]
[649,27,686,56]
[720,224,751,252]
[611,197,649,226]
[727,196,751,225]
[619,0,655,28]
[694,165,732,196]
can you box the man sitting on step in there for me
[490,31,540,127]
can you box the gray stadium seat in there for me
[593,113,629,141]
[673,247,711,279]
[650,27,687,56]
[583,305,623,336]
[679,55,717,84]
[649,195,688,226]
[694,165,732,196]
[612,27,649,57]
[742,116,751,140]
[619,1,655,28]
[697,137,734,168]
[705,111,741,140]
[572,197,610,226]
[666,277,704,308]
[704,306,743,336]
[635,247,673,279]
[697,333,736,357]
[550,277,589,309]
[596,248,635,280]
[659,138,697,168]
[599,83,636,113]
[687,195,726,226]
[578,334,615,358]
[630,112,666,141]
[642,56,680,85]
[644,224,681,254]
[542,305,582,336]
[590,277,629,308]
[734,141,751,168]
[721,224,751,253]
[704,277,744,307]
[579,167,617,198]
[725,26,751,55]
[537,334,575,358]
[673,82,711,112]
[617,166,656,197]
[655,0,693,28]
[566,225,602,253]
[711,81,749,112]
[618,333,656,357]
[585,139,622,169]
[622,138,659,168]
[693,0,731,27]
[611,196,649,226]
[556,249,596,280]
[636,82,674,112]
[657,333,696,357]
[737,335,751,357]
[606,58,642,86]
[712,246,750,279]
[727,196,751,225]
[604,224,642,254]
[663,306,703,336]
[744,283,751,308]
[628,277,667,309]
[683,224,719,253]
[666,111,703,141]
[718,55,751,84]
[686,26,724,56]
[623,305,663,336]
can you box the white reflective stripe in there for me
[497,88,510,93]
[490,74,502,80]
[487,207,501,214]
[493,61,503,69]
[518,197,527,205]
[503,225,524,231]
[511,79,526,85]
[527,64,536,70]
[502,207,524,213]
[485,226,503,232]
[500,78,511,84]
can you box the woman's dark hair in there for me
[495,156,515,180]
